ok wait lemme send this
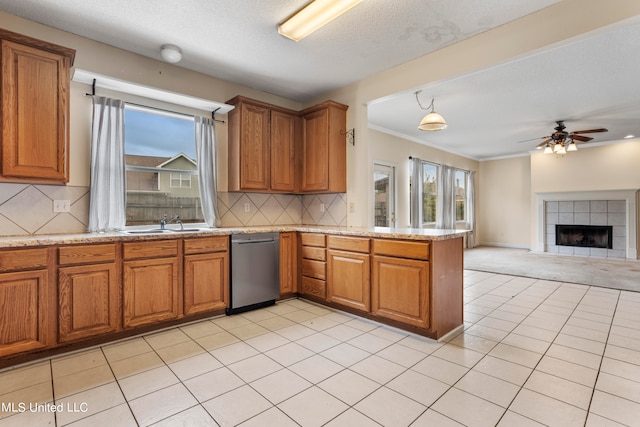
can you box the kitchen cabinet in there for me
[300,101,348,193]
[227,96,298,192]
[372,239,430,328]
[58,244,119,343]
[327,236,370,311]
[0,247,54,357]
[183,236,229,315]
[0,28,75,183]
[299,232,326,299]
[279,232,297,296]
[122,240,179,328]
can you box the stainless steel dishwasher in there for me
[228,232,280,314]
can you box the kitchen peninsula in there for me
[0,226,465,368]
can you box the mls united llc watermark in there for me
[2,402,88,414]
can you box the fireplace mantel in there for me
[535,190,638,259]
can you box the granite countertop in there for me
[0,225,468,248]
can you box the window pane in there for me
[124,106,202,226]
[455,170,467,222]
[422,163,438,224]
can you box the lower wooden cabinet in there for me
[184,252,228,315]
[371,255,429,328]
[58,263,118,343]
[327,250,370,311]
[279,232,297,295]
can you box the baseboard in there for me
[475,242,531,250]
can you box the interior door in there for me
[373,163,396,227]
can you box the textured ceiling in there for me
[2,0,638,160]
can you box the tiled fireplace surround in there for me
[0,183,347,236]
[535,190,638,260]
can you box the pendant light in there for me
[415,90,447,131]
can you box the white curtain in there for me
[466,170,477,248]
[194,116,220,227]
[409,157,424,228]
[437,164,456,229]
[88,96,126,232]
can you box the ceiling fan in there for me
[522,120,608,154]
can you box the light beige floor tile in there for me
[53,364,114,399]
[554,333,606,355]
[473,355,532,386]
[275,324,316,341]
[318,369,379,405]
[509,388,587,427]
[128,383,198,426]
[376,342,428,368]
[109,351,165,379]
[511,324,558,342]
[448,333,498,354]
[228,323,270,340]
[566,316,612,333]
[0,361,51,396]
[322,324,364,342]
[343,317,379,332]
[184,367,244,402]
[488,343,543,368]
[386,369,448,406]
[152,405,217,427]
[595,372,640,403]
[303,305,333,316]
[0,382,52,420]
[524,370,592,409]
[584,413,627,427]
[155,339,205,364]
[431,388,505,427]
[347,332,393,353]
[203,385,272,426]
[455,370,520,408]
[300,315,340,331]
[412,355,469,385]
[266,342,315,366]
[589,390,640,426]
[52,348,107,378]
[56,381,126,426]
[179,319,224,339]
[320,343,369,368]
[210,341,259,365]
[169,352,223,381]
[412,409,465,426]
[63,403,137,427]
[465,325,510,342]
[144,328,191,350]
[0,408,55,427]
[354,386,426,427]
[487,309,527,323]
[279,386,348,427]
[118,365,179,401]
[257,316,296,331]
[561,324,609,343]
[497,410,546,426]
[244,331,290,352]
[608,332,640,352]
[228,354,283,383]
[212,314,253,330]
[102,338,153,363]
[535,355,598,387]
[194,330,240,351]
[546,344,602,370]
[281,309,319,324]
[432,343,484,368]
[295,332,341,353]
[240,308,278,322]
[476,316,518,332]
[600,357,640,383]
[350,355,405,385]
[501,333,551,354]
[321,311,356,324]
[250,368,311,404]
[238,406,298,427]
[397,335,444,354]
[368,325,408,343]
[289,355,343,384]
[265,303,300,316]
[324,408,380,426]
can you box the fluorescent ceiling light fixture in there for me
[278,0,363,41]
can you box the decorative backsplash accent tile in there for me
[0,183,90,236]
[302,193,347,226]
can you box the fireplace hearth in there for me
[556,224,613,249]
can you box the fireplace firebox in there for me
[555,224,613,249]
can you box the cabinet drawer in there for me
[327,235,370,253]
[59,244,116,266]
[0,248,48,272]
[184,236,229,255]
[373,239,430,260]
[301,246,326,261]
[300,233,325,247]
[123,240,178,260]
[300,276,326,299]
[301,259,326,280]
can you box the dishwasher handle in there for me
[233,238,276,245]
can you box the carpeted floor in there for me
[464,246,640,292]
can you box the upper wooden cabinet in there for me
[0,28,75,183]
[227,96,299,193]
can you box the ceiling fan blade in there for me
[572,128,608,134]
[571,135,593,142]
[537,138,552,148]
[517,136,549,144]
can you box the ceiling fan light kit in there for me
[278,0,363,41]
[535,120,607,155]
[415,90,447,131]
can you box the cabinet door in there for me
[372,256,429,328]
[327,250,370,311]
[240,102,270,190]
[270,110,297,192]
[279,232,297,294]
[184,252,228,315]
[301,108,329,192]
[123,258,179,328]
[58,263,119,343]
[0,270,50,357]
[1,40,70,182]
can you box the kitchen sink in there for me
[120,228,203,234]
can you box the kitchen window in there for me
[124,104,203,226]
[455,169,468,222]
[422,162,438,225]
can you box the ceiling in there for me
[1,0,639,160]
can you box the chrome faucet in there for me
[160,214,183,230]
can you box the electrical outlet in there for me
[53,200,71,213]
[244,203,251,213]
[320,203,325,213]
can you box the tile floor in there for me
[1,270,639,426]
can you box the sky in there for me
[124,108,196,159]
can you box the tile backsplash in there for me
[0,183,347,236]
